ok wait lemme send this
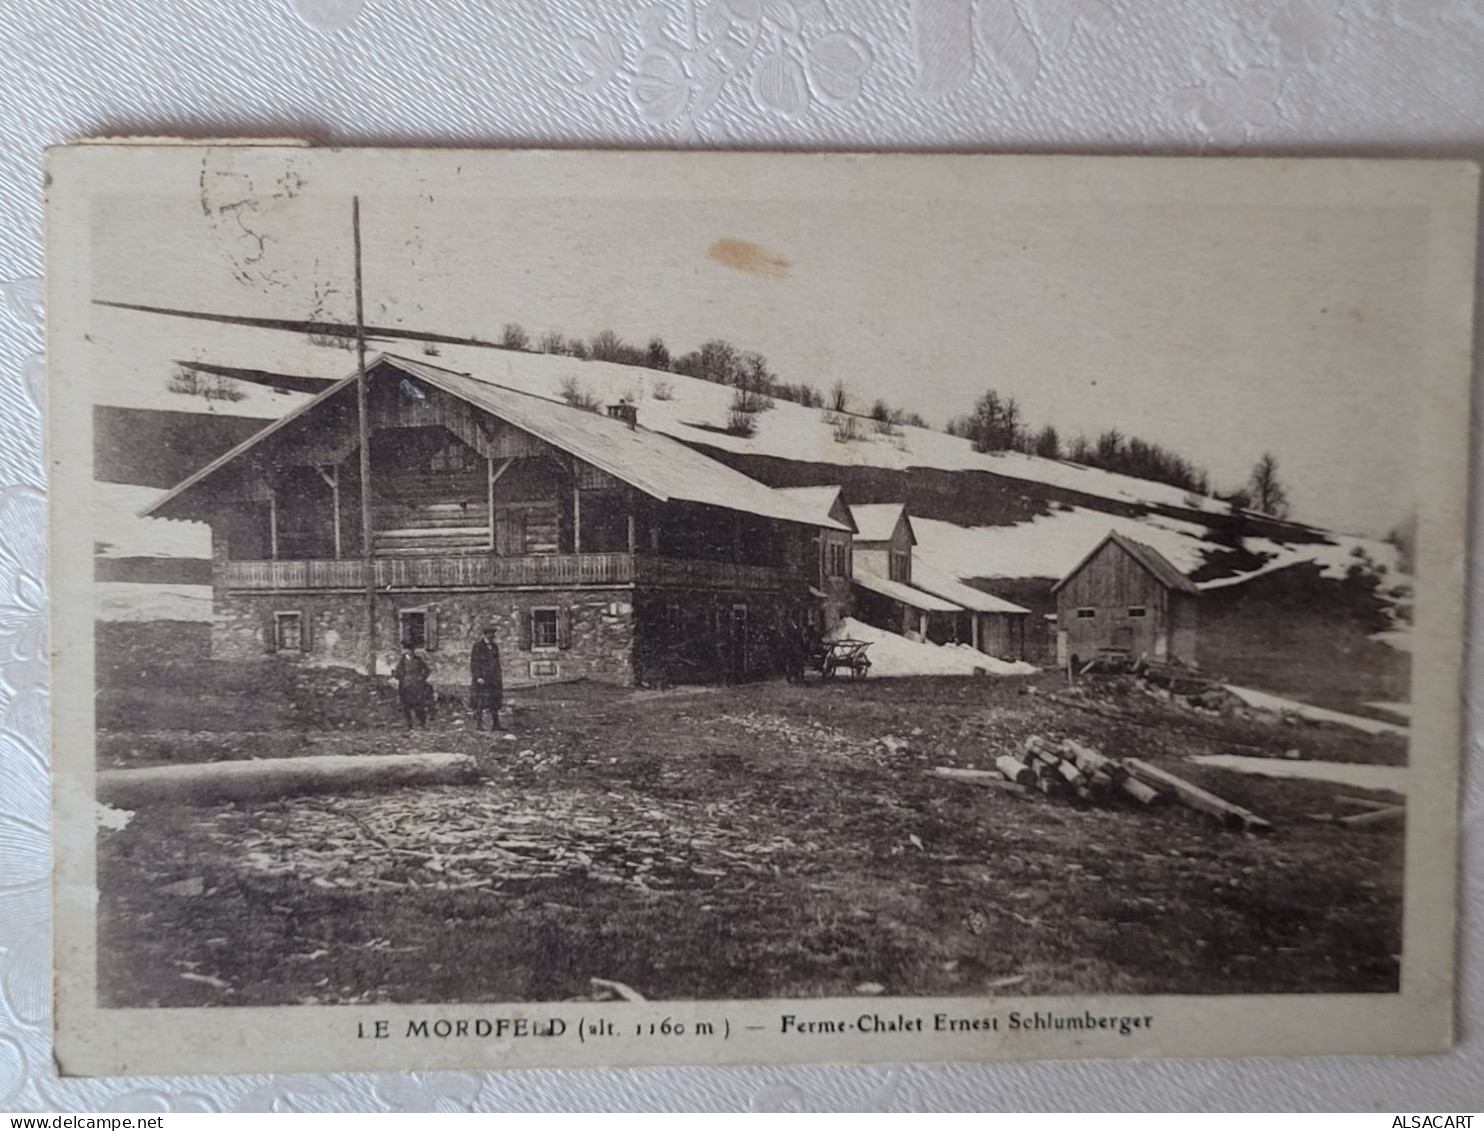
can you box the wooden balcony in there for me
[222,553,798,593]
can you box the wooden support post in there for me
[972,614,981,653]
[268,488,279,561]
[486,457,512,555]
[627,509,637,555]
[572,483,582,554]
[353,195,377,678]
[317,465,341,559]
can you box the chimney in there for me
[607,402,638,429]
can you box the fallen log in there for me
[1338,805,1405,828]
[1060,739,1127,783]
[994,755,1038,788]
[1085,769,1115,794]
[932,767,1027,794]
[1054,759,1084,787]
[1123,758,1271,831]
[97,752,481,809]
[1023,736,1061,767]
[1119,776,1164,807]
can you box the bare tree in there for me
[500,323,530,350]
[538,330,565,354]
[1246,452,1291,518]
[965,388,1020,452]
[829,379,849,414]
[645,336,671,370]
[589,329,626,362]
[558,375,599,411]
[1033,424,1061,459]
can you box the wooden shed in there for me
[1052,531,1199,668]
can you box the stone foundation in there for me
[212,587,636,691]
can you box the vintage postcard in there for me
[46,147,1477,1075]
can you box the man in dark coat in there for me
[393,646,432,729]
[470,625,504,731]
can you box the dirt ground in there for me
[95,662,1406,1007]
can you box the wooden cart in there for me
[820,639,872,680]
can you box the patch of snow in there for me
[1190,754,1408,796]
[95,582,213,623]
[93,482,211,559]
[1224,685,1410,737]
[95,803,135,831]
[826,617,1036,678]
[1370,630,1413,654]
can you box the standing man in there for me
[470,624,504,731]
[393,644,432,730]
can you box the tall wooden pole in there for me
[354,197,377,677]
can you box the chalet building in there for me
[848,504,962,642]
[911,558,1032,661]
[774,486,857,633]
[1051,531,1200,667]
[142,354,851,689]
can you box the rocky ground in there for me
[95,663,1407,1007]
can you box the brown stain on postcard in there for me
[708,238,791,279]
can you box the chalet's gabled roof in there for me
[848,503,915,545]
[143,355,850,531]
[774,486,857,533]
[851,569,962,613]
[1051,530,1200,595]
[911,557,1031,615]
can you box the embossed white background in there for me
[0,0,1480,1112]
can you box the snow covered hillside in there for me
[89,307,1411,654]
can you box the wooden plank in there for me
[1124,758,1271,831]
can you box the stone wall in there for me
[212,587,636,692]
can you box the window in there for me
[274,611,305,652]
[1127,606,1148,618]
[1076,608,1097,619]
[397,607,438,650]
[889,550,910,583]
[400,610,426,649]
[827,539,849,578]
[532,608,559,650]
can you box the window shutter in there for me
[264,611,277,653]
[299,612,311,652]
[519,609,533,651]
[558,606,572,650]
[426,606,440,651]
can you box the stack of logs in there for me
[933,736,1272,832]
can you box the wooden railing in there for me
[223,553,798,592]
[633,556,796,591]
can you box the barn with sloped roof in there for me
[1051,530,1200,668]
